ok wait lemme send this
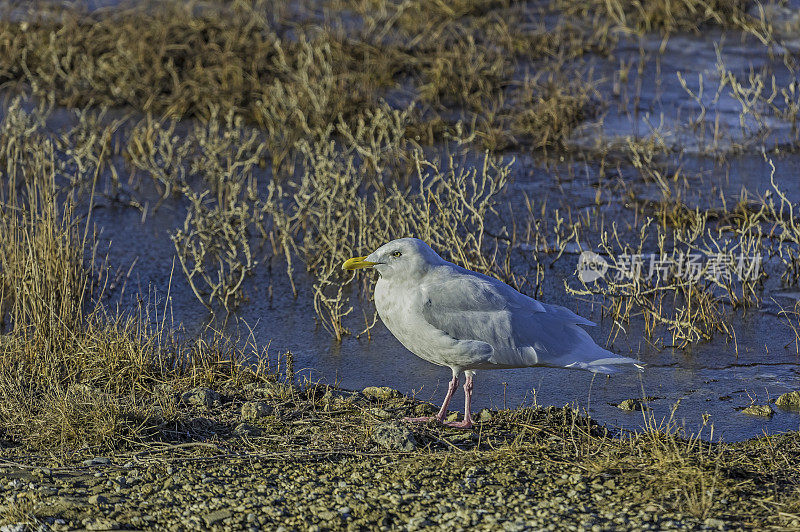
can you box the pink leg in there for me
[404,374,459,424]
[444,373,474,429]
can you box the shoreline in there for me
[2,382,798,530]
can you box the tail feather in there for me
[558,322,644,374]
[512,308,643,374]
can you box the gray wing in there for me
[420,271,522,344]
[420,266,592,338]
[419,266,636,371]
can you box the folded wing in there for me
[420,266,642,373]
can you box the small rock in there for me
[88,494,108,505]
[616,399,647,411]
[204,509,233,526]
[407,516,431,529]
[234,423,264,437]
[477,408,493,422]
[741,404,774,418]
[85,519,120,531]
[775,391,800,409]
[371,422,418,451]
[317,510,339,521]
[82,457,110,467]
[153,383,175,399]
[502,521,527,532]
[112,476,129,488]
[241,401,273,422]
[0,525,26,532]
[362,386,402,400]
[181,387,221,408]
[448,432,474,444]
[704,517,725,528]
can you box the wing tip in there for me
[566,358,645,375]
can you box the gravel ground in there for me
[0,454,718,531]
[1,383,798,531]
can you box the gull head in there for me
[342,237,444,279]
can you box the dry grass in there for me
[265,114,522,339]
[0,0,612,321]
[0,0,603,160]
[0,496,41,529]
[778,300,800,355]
[120,97,534,329]
[1,2,291,119]
[2,387,799,526]
[0,168,275,451]
[0,173,88,343]
[563,127,800,347]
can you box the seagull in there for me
[342,237,642,429]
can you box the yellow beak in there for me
[342,256,377,270]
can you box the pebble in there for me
[88,494,108,505]
[775,390,800,409]
[234,423,264,437]
[370,422,418,451]
[0,388,782,531]
[704,517,725,528]
[181,387,221,408]
[616,399,647,411]
[82,457,111,467]
[204,509,233,525]
[741,404,774,418]
[321,388,361,407]
[241,401,273,421]
[362,386,402,400]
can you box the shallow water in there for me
[572,25,800,154]
[85,142,800,443]
[10,1,800,442]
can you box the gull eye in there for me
[392,250,402,257]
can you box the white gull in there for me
[343,237,642,428]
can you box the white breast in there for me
[374,277,495,370]
[374,278,449,366]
